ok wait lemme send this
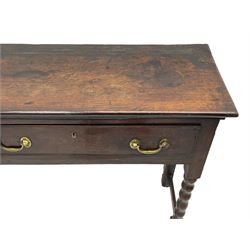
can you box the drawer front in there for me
[1,125,200,158]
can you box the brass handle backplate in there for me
[129,138,170,155]
[1,137,32,153]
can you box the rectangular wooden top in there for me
[0,44,238,118]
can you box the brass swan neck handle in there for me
[129,138,170,155]
[1,137,32,153]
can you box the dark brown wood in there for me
[162,164,176,187]
[0,117,210,125]
[172,178,196,219]
[0,44,238,118]
[162,164,177,214]
[1,124,200,162]
[184,119,219,180]
[0,154,191,165]
[0,44,238,218]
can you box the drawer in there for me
[1,125,200,158]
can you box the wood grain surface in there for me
[0,44,238,117]
[1,124,200,155]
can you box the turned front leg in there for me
[172,178,196,219]
[162,165,197,219]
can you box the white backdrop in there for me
[0,1,249,249]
